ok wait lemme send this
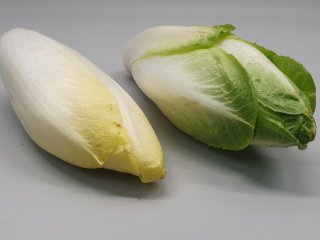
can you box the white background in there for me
[0,0,319,239]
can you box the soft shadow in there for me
[192,141,320,196]
[33,145,167,199]
[171,116,320,196]
[0,92,167,199]
[195,142,281,189]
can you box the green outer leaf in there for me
[132,46,258,150]
[218,38,308,116]
[253,103,316,149]
[165,48,257,150]
[244,40,316,113]
[218,37,316,148]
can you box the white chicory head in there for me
[124,24,316,150]
[0,29,165,183]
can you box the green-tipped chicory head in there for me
[124,24,316,150]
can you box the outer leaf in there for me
[218,39,308,115]
[247,42,316,112]
[253,104,316,149]
[218,38,316,148]
[131,47,257,150]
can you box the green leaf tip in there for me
[211,24,236,33]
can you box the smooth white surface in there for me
[0,1,319,239]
